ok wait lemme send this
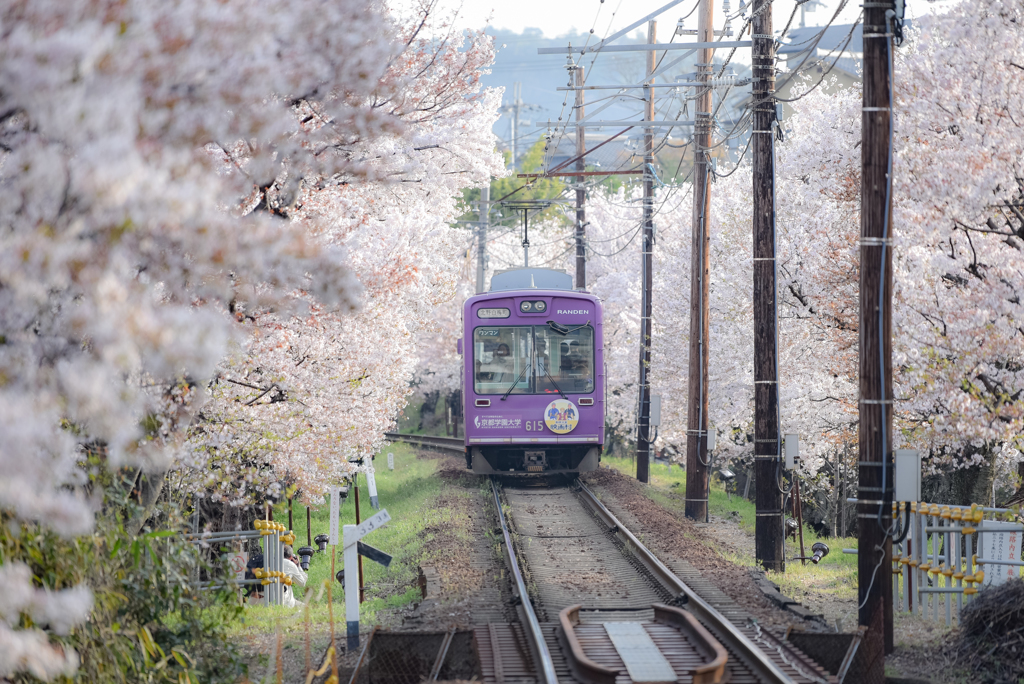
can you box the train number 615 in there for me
[524,420,545,432]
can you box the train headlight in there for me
[534,301,546,312]
[521,301,533,312]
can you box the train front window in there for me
[473,325,594,395]
[536,325,595,394]
[473,326,533,395]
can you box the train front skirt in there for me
[467,444,600,474]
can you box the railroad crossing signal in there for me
[345,508,391,650]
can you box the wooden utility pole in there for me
[574,66,587,290]
[477,186,489,294]
[684,0,713,520]
[751,0,784,570]
[859,0,895,676]
[636,21,657,484]
[353,477,365,603]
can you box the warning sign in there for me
[981,520,1022,587]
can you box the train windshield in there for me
[473,325,595,395]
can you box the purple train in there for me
[459,268,605,474]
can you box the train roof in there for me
[489,268,573,292]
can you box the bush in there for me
[952,578,1024,683]
[1,462,248,683]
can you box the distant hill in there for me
[480,27,751,172]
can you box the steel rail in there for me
[490,479,559,684]
[575,479,796,684]
[384,432,464,453]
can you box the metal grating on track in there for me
[602,622,677,683]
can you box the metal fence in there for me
[888,501,1023,626]
[186,519,297,606]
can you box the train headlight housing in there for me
[520,300,545,313]
[521,301,533,312]
[534,301,546,312]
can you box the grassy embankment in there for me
[231,444,473,636]
[598,453,859,604]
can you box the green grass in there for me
[228,444,470,635]
[395,397,426,434]
[598,453,859,601]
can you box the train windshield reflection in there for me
[473,325,594,395]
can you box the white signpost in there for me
[366,464,379,510]
[387,452,395,470]
[328,486,342,546]
[344,508,391,649]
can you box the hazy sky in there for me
[435,0,952,39]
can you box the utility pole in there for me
[636,20,657,484]
[477,186,489,294]
[498,83,539,170]
[511,82,521,168]
[684,0,713,520]
[859,0,896,676]
[574,66,587,290]
[752,0,784,570]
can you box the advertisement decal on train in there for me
[474,415,523,429]
[543,399,579,434]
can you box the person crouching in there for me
[282,545,308,607]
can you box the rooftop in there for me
[777,20,912,64]
[489,268,574,292]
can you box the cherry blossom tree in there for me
[776,0,1024,484]
[0,0,501,674]
[178,16,503,504]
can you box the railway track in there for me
[388,433,838,684]
[384,432,464,453]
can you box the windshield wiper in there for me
[541,365,568,400]
[500,358,531,401]
[547,321,570,335]
[547,320,590,336]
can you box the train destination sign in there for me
[477,308,510,318]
